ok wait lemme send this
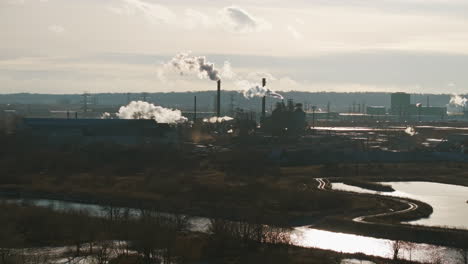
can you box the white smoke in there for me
[449,94,467,107]
[166,53,220,81]
[117,101,188,124]
[101,112,112,119]
[237,80,284,99]
[203,116,234,123]
[404,126,418,136]
[220,61,236,80]
[163,53,283,99]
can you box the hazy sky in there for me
[1,0,468,94]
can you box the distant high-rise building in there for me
[390,92,411,116]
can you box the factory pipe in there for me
[194,96,197,122]
[261,78,266,119]
[217,80,221,117]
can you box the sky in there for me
[1,0,468,94]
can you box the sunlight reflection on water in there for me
[3,198,461,263]
[333,181,468,229]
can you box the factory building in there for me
[18,118,178,146]
[262,100,306,136]
[305,112,339,122]
[390,92,447,121]
[366,106,386,116]
[390,92,411,116]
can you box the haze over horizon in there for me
[1,0,468,95]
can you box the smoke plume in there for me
[237,80,284,99]
[404,126,418,136]
[449,94,467,107]
[117,101,188,124]
[163,53,283,99]
[203,116,234,123]
[101,112,112,119]
[167,53,220,81]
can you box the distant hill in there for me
[0,91,455,113]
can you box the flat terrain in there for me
[1,134,468,250]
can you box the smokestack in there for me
[261,78,266,119]
[75,112,78,119]
[194,96,197,122]
[217,80,221,117]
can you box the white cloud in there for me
[246,71,277,82]
[183,9,213,29]
[6,0,25,4]
[278,77,299,88]
[287,25,303,40]
[109,0,176,25]
[295,18,305,25]
[5,0,48,4]
[2,0,468,94]
[48,25,65,34]
[220,6,271,33]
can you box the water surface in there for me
[332,181,468,229]
[3,197,461,262]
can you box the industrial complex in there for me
[1,80,467,163]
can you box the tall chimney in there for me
[261,78,266,119]
[217,80,221,117]
[194,96,197,122]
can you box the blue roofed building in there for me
[18,118,178,146]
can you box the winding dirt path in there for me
[314,178,419,224]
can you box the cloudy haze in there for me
[1,0,468,94]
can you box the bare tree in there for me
[390,240,402,260]
[457,248,468,264]
[401,241,418,261]
[92,241,112,264]
[0,219,23,264]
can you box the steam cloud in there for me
[164,53,283,99]
[237,80,284,99]
[449,94,467,107]
[167,53,220,81]
[101,112,112,119]
[404,126,418,136]
[203,116,234,123]
[117,101,188,124]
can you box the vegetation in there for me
[0,203,422,264]
[0,135,400,227]
[318,217,468,251]
[1,133,468,262]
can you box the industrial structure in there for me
[262,99,307,136]
[18,118,177,146]
[390,92,447,121]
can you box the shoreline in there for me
[2,183,467,250]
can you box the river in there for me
[332,181,468,229]
[4,193,464,263]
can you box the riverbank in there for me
[312,180,468,250]
[340,179,395,192]
[3,183,468,250]
[2,142,467,258]
[316,218,468,250]
[324,162,468,188]
[0,202,420,264]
